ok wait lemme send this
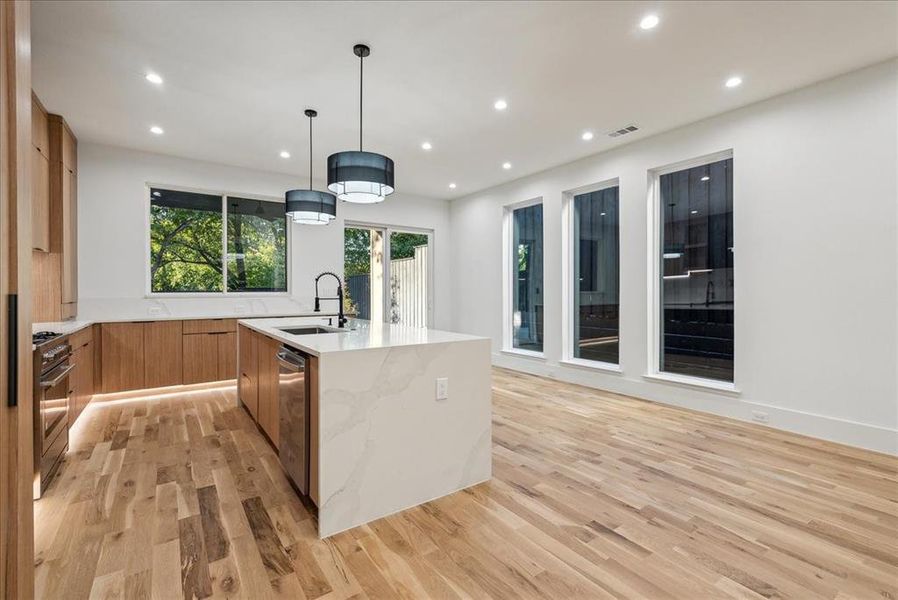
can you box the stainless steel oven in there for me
[33,337,72,498]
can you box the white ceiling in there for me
[32,1,898,200]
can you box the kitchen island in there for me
[237,317,492,538]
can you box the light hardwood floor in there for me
[34,368,897,599]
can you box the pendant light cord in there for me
[309,114,313,190]
[359,51,365,152]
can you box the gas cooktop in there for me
[32,331,62,346]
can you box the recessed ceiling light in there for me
[700,176,710,181]
[421,141,432,151]
[639,14,660,30]
[280,151,291,159]
[725,76,743,88]
[449,183,456,189]
[581,131,594,141]
[149,125,164,135]
[502,162,512,170]
[494,99,508,111]
[145,72,163,85]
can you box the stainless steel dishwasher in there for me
[277,346,309,495]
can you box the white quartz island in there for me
[237,317,492,538]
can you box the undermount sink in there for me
[278,326,340,335]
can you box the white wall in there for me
[77,143,453,329]
[449,60,898,454]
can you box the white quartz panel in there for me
[317,338,492,538]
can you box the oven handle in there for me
[40,364,74,389]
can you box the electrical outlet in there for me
[234,304,247,314]
[751,410,769,424]
[148,307,162,316]
[436,377,449,400]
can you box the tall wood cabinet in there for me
[31,92,78,322]
[31,93,50,251]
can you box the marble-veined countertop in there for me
[238,316,487,357]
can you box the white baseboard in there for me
[492,352,897,456]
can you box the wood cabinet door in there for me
[68,343,83,429]
[101,322,146,393]
[60,166,76,306]
[238,327,258,419]
[217,331,237,381]
[80,340,94,414]
[31,147,49,251]
[182,333,220,385]
[144,321,183,388]
[257,336,280,447]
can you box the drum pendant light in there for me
[286,109,337,225]
[327,44,395,204]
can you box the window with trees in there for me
[510,203,544,353]
[150,187,287,294]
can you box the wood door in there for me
[217,331,237,381]
[1,2,35,597]
[182,333,220,384]
[257,335,280,446]
[238,326,258,419]
[101,322,146,393]
[31,145,49,251]
[68,342,85,428]
[144,321,183,388]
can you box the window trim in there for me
[502,197,545,356]
[145,183,292,298]
[343,220,435,327]
[561,177,621,370]
[646,149,734,386]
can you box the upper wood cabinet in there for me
[31,94,50,251]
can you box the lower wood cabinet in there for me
[238,325,259,419]
[183,332,221,384]
[256,334,280,447]
[68,327,94,428]
[237,326,281,448]
[101,319,236,393]
[101,322,145,393]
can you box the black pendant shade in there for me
[327,151,394,204]
[327,44,395,204]
[285,189,336,225]
[286,109,337,225]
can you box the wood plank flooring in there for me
[34,369,898,599]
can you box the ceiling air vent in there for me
[607,124,640,138]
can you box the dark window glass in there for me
[573,186,619,364]
[344,227,373,320]
[150,188,224,293]
[512,204,543,352]
[659,157,734,382]
[226,197,288,292]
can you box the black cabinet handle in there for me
[7,294,17,407]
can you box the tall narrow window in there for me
[659,157,734,382]
[511,203,544,352]
[573,184,620,364]
[388,231,430,327]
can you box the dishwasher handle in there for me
[276,347,305,371]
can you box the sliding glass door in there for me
[343,224,432,327]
